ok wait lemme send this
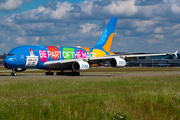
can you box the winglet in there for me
[174,50,178,57]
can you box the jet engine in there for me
[72,61,90,71]
[109,58,126,68]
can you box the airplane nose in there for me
[3,56,14,68]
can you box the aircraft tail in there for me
[94,17,118,52]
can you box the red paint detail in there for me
[47,46,60,60]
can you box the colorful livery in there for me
[3,17,174,76]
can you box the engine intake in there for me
[109,58,126,68]
[72,61,90,71]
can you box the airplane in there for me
[3,17,177,76]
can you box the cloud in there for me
[50,2,73,20]
[0,0,35,11]
[93,0,112,6]
[0,0,23,11]
[173,30,180,36]
[1,0,180,53]
[171,3,180,14]
[154,27,163,33]
[172,24,180,29]
[125,31,131,35]
[35,37,40,41]
[0,43,5,47]
[152,34,164,39]
[80,23,98,33]
[147,39,161,44]
[176,38,180,41]
[16,36,27,44]
[70,4,81,13]
[135,0,163,6]
[103,0,138,16]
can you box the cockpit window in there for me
[7,54,15,56]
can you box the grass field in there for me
[1,67,180,75]
[0,68,180,120]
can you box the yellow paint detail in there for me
[91,64,98,67]
[109,52,115,55]
[81,47,90,54]
[103,33,114,52]
[92,49,106,57]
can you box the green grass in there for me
[0,75,180,120]
[87,67,180,71]
[1,67,180,75]
[1,67,180,71]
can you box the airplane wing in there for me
[89,53,169,64]
[44,57,111,69]
[44,51,177,70]
[111,52,146,56]
[44,58,89,70]
[120,53,168,58]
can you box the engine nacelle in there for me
[72,61,90,71]
[109,58,126,68]
[14,68,26,72]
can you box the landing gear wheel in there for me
[71,72,75,76]
[54,71,80,76]
[45,71,54,76]
[50,72,54,76]
[74,72,80,76]
[45,72,48,76]
[64,72,68,76]
[11,72,16,76]
[56,72,59,76]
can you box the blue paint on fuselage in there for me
[3,45,93,70]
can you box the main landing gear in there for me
[45,70,54,76]
[45,70,80,76]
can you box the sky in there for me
[0,0,180,54]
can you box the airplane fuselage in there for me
[4,45,114,70]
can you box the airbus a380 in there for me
[3,17,177,76]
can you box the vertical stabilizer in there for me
[95,17,118,52]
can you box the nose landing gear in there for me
[11,68,16,76]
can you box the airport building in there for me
[0,60,3,67]
[125,53,180,67]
